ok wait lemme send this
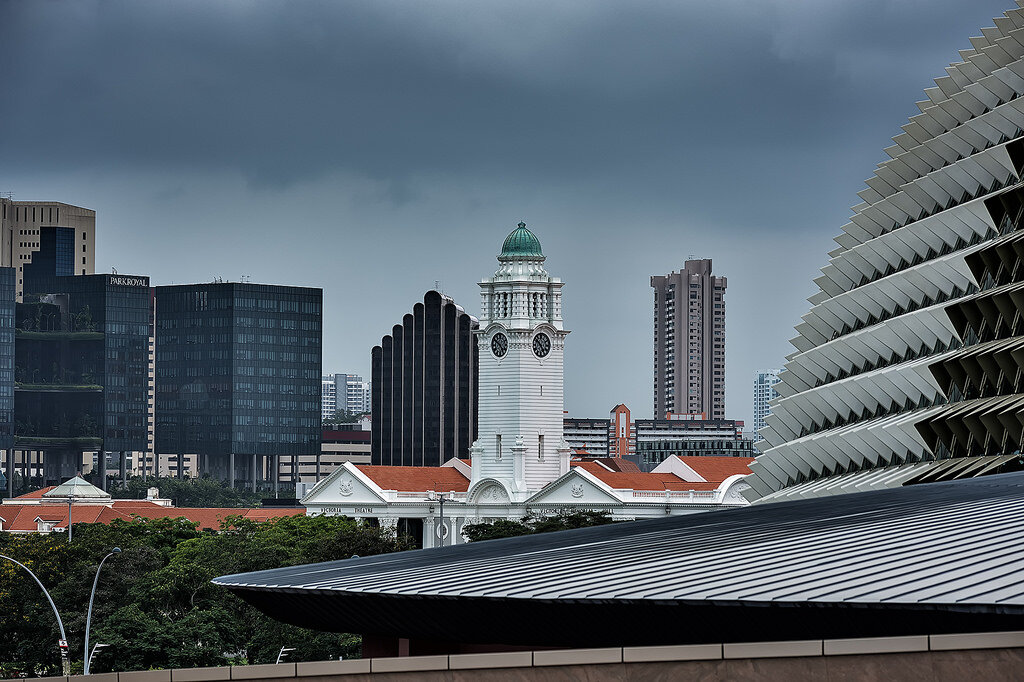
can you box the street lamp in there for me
[87,643,109,671]
[0,553,70,675]
[428,487,456,548]
[83,548,121,675]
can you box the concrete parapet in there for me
[448,651,533,669]
[119,670,171,682]
[532,647,621,667]
[623,643,722,662]
[930,630,1024,651]
[724,639,823,659]
[171,666,231,682]
[369,654,447,673]
[229,664,295,680]
[825,635,929,656]
[295,660,370,676]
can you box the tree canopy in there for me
[462,509,619,542]
[109,476,263,508]
[0,514,412,676]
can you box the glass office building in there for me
[0,268,15,458]
[14,269,151,486]
[154,283,322,487]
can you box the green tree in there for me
[462,509,619,542]
[323,409,360,426]
[0,514,408,675]
[110,476,262,508]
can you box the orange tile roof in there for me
[117,507,303,530]
[0,505,41,530]
[355,465,470,492]
[573,462,719,491]
[0,502,306,532]
[0,504,135,531]
[242,508,306,522]
[677,456,755,482]
[591,457,641,473]
[13,486,57,499]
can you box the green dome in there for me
[499,222,545,261]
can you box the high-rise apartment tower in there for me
[651,259,727,419]
[752,369,782,444]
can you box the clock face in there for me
[533,332,551,358]
[491,332,508,358]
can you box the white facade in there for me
[301,224,753,547]
[752,369,782,443]
[321,376,337,421]
[302,457,752,548]
[469,223,571,501]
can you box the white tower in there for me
[469,223,570,501]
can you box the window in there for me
[538,435,544,460]
[496,434,502,459]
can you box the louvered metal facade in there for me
[747,5,1024,501]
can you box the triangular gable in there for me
[526,468,622,505]
[441,457,471,478]
[301,462,387,506]
[651,455,706,482]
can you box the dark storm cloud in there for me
[0,0,1016,420]
[2,1,1000,192]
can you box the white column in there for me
[512,435,527,491]
[423,517,436,549]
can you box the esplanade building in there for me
[747,5,1024,501]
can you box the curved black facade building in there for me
[371,290,478,466]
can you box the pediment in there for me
[302,464,387,506]
[526,469,621,505]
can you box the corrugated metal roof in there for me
[216,472,1024,610]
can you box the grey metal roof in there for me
[214,473,1024,646]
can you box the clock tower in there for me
[469,223,570,501]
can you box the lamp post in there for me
[0,553,70,675]
[83,548,121,675]
[428,487,456,548]
[87,643,109,671]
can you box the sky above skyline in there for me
[1,0,1016,424]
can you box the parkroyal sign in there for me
[109,275,149,287]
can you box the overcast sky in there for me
[0,0,1015,424]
